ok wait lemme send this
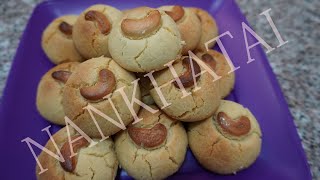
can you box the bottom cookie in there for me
[188,100,262,174]
[115,106,188,180]
[36,127,118,180]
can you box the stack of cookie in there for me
[36,4,262,180]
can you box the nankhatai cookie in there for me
[188,100,262,174]
[196,50,235,98]
[159,5,201,55]
[42,15,83,64]
[62,56,140,138]
[115,106,188,180]
[36,62,79,125]
[190,8,218,51]
[36,127,118,180]
[108,7,182,72]
[150,56,220,122]
[73,4,122,59]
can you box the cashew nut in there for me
[201,53,216,70]
[121,10,161,38]
[128,123,167,148]
[165,6,185,22]
[85,10,111,35]
[80,69,116,101]
[51,70,72,83]
[60,135,89,172]
[217,112,251,136]
[173,57,201,88]
[58,21,73,36]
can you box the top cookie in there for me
[159,5,202,55]
[42,15,84,64]
[190,8,219,51]
[73,4,123,59]
[108,7,182,72]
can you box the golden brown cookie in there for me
[115,106,188,180]
[36,127,118,180]
[62,56,140,138]
[36,62,79,125]
[190,8,219,51]
[159,5,201,55]
[108,7,182,72]
[196,50,235,98]
[41,15,83,64]
[188,100,262,174]
[73,4,122,59]
[150,56,220,122]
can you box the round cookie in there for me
[190,8,219,51]
[73,4,122,59]
[62,56,140,138]
[150,56,220,122]
[136,73,155,105]
[196,50,235,98]
[115,106,188,180]
[36,127,118,180]
[108,7,182,72]
[188,100,262,174]
[159,5,201,55]
[36,62,79,125]
[42,15,83,64]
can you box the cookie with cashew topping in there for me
[190,8,219,51]
[42,15,84,64]
[188,100,262,174]
[62,56,140,138]
[114,106,188,180]
[196,50,235,98]
[159,5,201,55]
[72,4,122,59]
[108,7,182,72]
[150,56,220,122]
[36,127,118,180]
[36,62,79,125]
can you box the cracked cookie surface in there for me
[108,7,182,72]
[187,100,262,174]
[42,15,84,64]
[150,56,220,122]
[196,50,235,98]
[114,106,188,180]
[73,4,122,59]
[62,56,140,138]
[36,62,79,125]
[36,127,118,180]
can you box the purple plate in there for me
[0,0,311,179]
